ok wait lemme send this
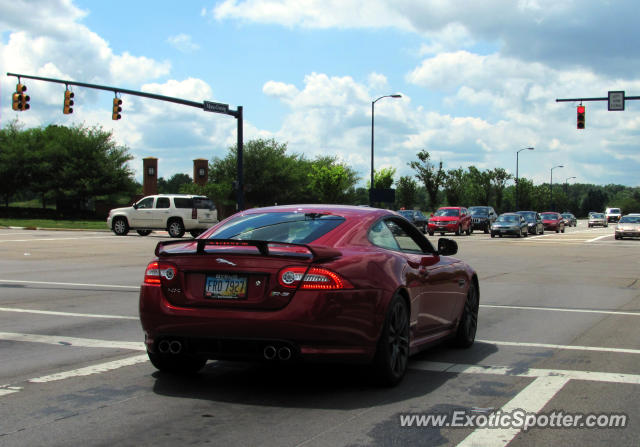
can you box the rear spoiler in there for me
[154,238,341,262]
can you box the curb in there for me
[2,226,110,232]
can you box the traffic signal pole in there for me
[6,71,245,210]
[556,91,640,129]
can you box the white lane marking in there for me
[29,354,149,383]
[456,376,569,447]
[0,386,23,397]
[0,332,145,351]
[480,304,640,317]
[0,236,115,243]
[586,234,613,242]
[478,339,640,355]
[412,361,640,385]
[0,279,139,289]
[0,307,138,320]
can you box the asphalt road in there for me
[0,222,638,447]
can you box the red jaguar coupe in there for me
[139,205,479,386]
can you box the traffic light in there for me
[112,97,122,120]
[12,83,30,111]
[577,105,585,129]
[63,90,74,114]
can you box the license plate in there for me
[205,274,247,299]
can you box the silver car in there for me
[615,215,640,239]
[588,212,607,228]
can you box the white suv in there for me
[107,194,218,237]
[605,207,622,223]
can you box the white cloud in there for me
[167,34,200,53]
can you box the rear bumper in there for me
[139,284,384,363]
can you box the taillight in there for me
[278,266,353,290]
[144,261,177,285]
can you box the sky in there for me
[1,0,640,189]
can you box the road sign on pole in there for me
[203,101,229,114]
[608,91,625,111]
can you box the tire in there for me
[440,232,445,236]
[499,234,503,238]
[454,281,479,348]
[373,294,410,387]
[556,228,560,233]
[561,226,565,233]
[490,233,495,238]
[484,226,489,234]
[167,219,185,238]
[428,231,434,236]
[112,217,129,236]
[136,230,152,236]
[190,230,203,238]
[147,350,207,374]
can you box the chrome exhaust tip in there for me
[158,340,170,354]
[278,346,292,361]
[263,345,277,360]
[169,340,182,354]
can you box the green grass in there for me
[0,218,107,230]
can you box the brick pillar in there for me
[143,157,158,196]
[193,158,208,187]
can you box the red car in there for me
[540,212,566,233]
[139,205,479,386]
[427,206,472,236]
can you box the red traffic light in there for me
[577,105,585,129]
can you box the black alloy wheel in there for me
[454,282,479,348]
[373,294,410,386]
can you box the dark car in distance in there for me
[541,212,566,233]
[139,204,480,387]
[398,209,429,233]
[468,206,497,233]
[515,211,544,235]
[561,212,577,227]
[490,213,529,238]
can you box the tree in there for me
[307,156,359,203]
[373,167,396,189]
[443,168,466,206]
[36,124,135,209]
[0,120,29,206]
[466,166,493,205]
[194,138,313,210]
[159,173,192,194]
[409,150,445,210]
[395,176,418,209]
[490,168,512,212]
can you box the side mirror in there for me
[437,238,458,256]
[132,203,139,209]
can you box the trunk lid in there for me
[153,239,341,310]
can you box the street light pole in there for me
[565,176,576,195]
[515,147,534,210]
[370,94,402,206]
[550,165,564,211]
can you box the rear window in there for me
[194,198,215,210]
[208,212,345,244]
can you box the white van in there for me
[107,194,218,237]
[605,207,622,223]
